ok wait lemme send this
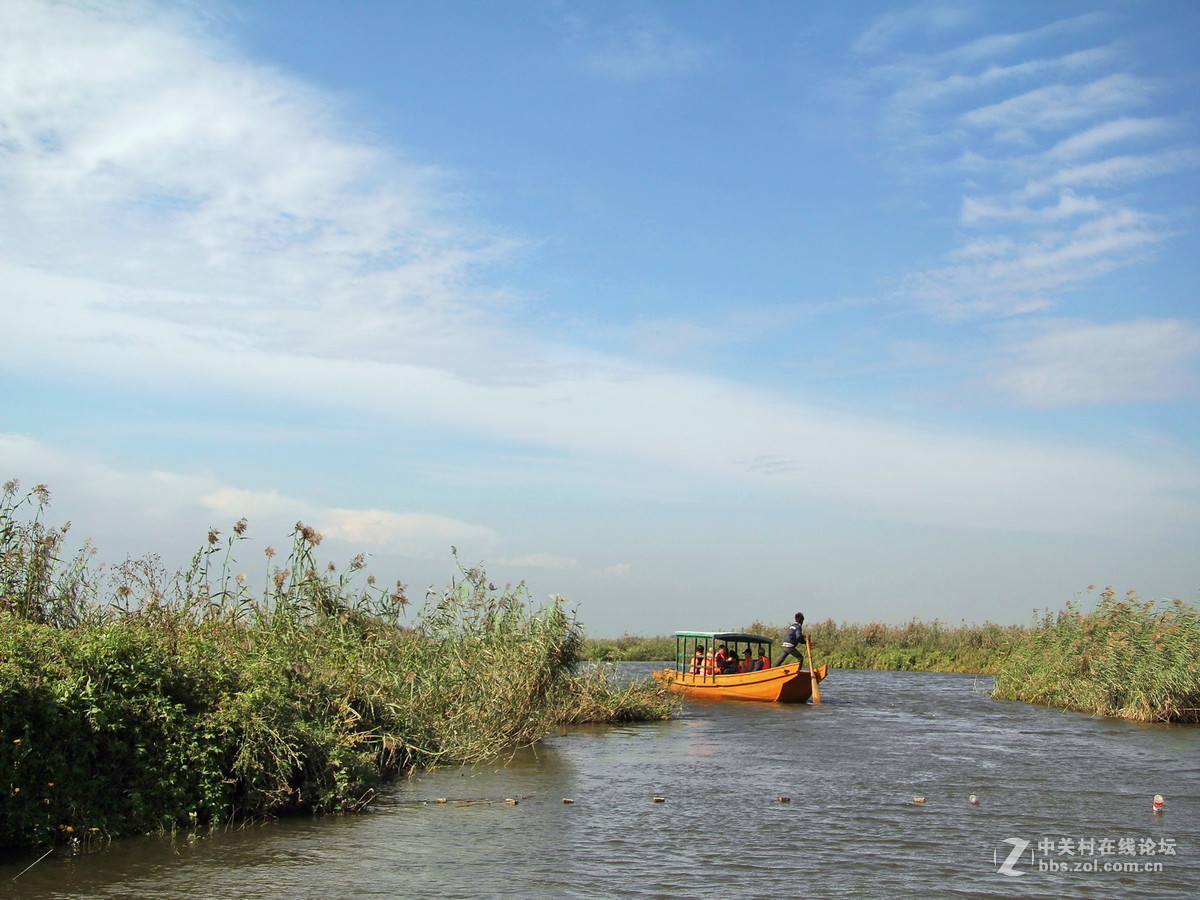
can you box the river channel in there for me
[4,667,1197,898]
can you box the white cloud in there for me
[880,45,1118,121]
[1045,116,1178,160]
[0,0,518,380]
[852,2,979,56]
[562,13,713,81]
[962,189,1104,224]
[598,563,632,577]
[3,0,1199,571]
[961,74,1154,142]
[490,553,577,570]
[847,9,1194,321]
[5,236,1200,538]
[202,488,497,554]
[908,208,1164,315]
[991,318,1200,407]
[0,433,496,561]
[1029,148,1200,193]
[946,24,1112,66]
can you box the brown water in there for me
[4,667,1197,898]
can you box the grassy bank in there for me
[993,589,1200,723]
[0,482,675,856]
[584,619,1027,674]
[803,618,1027,674]
[581,634,675,662]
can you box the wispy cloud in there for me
[850,8,1197,319]
[990,318,1200,407]
[3,1,1198,557]
[960,73,1154,143]
[852,1,979,56]
[906,208,1163,315]
[1026,148,1200,194]
[562,13,714,81]
[495,553,578,570]
[0,433,497,560]
[1045,116,1179,160]
[961,189,1104,224]
[0,0,519,380]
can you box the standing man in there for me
[774,612,806,667]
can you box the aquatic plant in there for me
[993,588,1200,723]
[0,481,673,857]
[551,663,680,723]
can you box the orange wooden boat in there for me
[653,631,828,703]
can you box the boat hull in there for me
[655,663,828,703]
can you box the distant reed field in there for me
[584,618,1027,674]
[582,595,1200,725]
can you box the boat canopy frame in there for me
[673,631,774,680]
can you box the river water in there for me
[4,667,1197,899]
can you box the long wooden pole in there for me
[805,634,822,704]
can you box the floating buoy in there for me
[968,794,979,805]
[652,797,666,803]
[778,796,791,803]
[434,798,447,804]
[1153,794,1165,813]
[562,798,574,804]
[913,797,926,804]
[504,798,518,805]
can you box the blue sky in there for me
[2,0,1197,635]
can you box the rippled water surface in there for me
[5,667,1197,898]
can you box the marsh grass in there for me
[0,481,673,856]
[580,633,675,662]
[584,619,1027,673]
[801,618,1027,674]
[993,588,1200,723]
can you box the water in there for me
[4,667,1197,898]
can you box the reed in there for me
[583,620,1027,672]
[807,618,1028,674]
[0,481,673,856]
[992,588,1200,723]
[581,633,675,661]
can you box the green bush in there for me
[0,481,675,856]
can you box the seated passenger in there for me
[720,651,740,674]
[756,648,771,670]
[714,644,732,671]
[739,648,759,672]
[689,645,706,674]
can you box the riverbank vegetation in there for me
[584,619,1028,674]
[0,481,675,857]
[993,588,1200,723]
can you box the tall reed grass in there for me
[0,481,675,856]
[993,588,1200,723]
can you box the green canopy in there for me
[674,631,773,645]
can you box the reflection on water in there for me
[5,667,1198,899]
